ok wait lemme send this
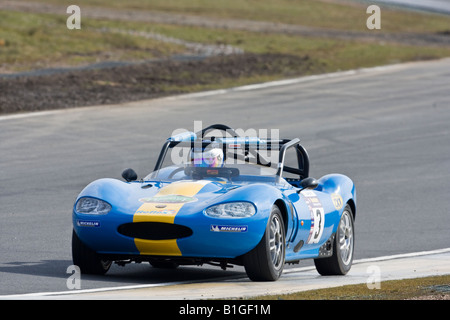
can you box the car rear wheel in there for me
[72,230,112,275]
[243,206,285,281]
[314,204,354,275]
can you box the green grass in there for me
[71,17,450,69]
[16,0,450,33]
[2,1,450,80]
[0,11,185,72]
[253,275,450,300]
[145,24,450,69]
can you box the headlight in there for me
[75,197,111,215]
[204,202,256,218]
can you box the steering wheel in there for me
[197,124,239,138]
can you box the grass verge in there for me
[2,3,450,73]
[254,275,450,300]
[0,10,186,73]
[15,0,450,33]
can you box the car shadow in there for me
[0,259,246,285]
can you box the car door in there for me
[284,187,339,260]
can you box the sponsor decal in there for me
[210,225,248,233]
[135,209,177,215]
[302,190,317,198]
[77,220,100,228]
[331,193,344,210]
[139,195,197,204]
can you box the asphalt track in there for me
[4,249,450,299]
[1,58,450,297]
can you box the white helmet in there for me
[191,147,224,168]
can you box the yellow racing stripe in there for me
[133,181,209,256]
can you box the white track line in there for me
[0,280,189,299]
[1,248,449,299]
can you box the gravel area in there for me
[0,53,313,114]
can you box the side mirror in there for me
[122,168,138,182]
[297,177,318,193]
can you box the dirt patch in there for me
[0,53,315,114]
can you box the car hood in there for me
[77,178,282,219]
[133,180,241,220]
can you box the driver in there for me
[191,147,224,168]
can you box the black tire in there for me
[243,206,285,281]
[314,204,354,275]
[72,230,112,275]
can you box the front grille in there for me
[118,222,193,240]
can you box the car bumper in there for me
[73,209,267,259]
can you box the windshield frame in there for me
[151,137,310,181]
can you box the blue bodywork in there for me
[73,125,356,269]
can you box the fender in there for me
[75,178,159,213]
[205,183,286,241]
[317,174,356,219]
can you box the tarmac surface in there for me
[3,249,449,299]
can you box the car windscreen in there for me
[144,143,279,181]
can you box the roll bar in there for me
[154,124,309,179]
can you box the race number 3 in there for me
[311,208,325,244]
[303,190,325,245]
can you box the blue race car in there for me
[72,124,356,281]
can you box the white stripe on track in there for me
[2,247,449,299]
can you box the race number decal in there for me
[311,208,325,243]
[304,191,325,244]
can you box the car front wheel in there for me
[72,230,112,275]
[243,206,285,281]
